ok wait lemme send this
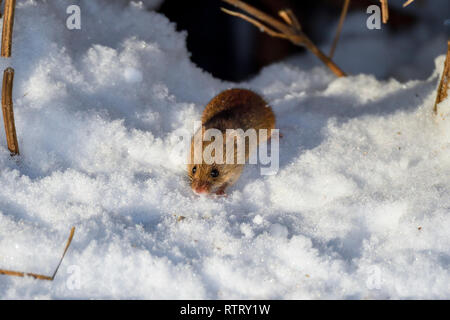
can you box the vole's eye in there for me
[192,166,197,174]
[210,169,219,178]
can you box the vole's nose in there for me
[194,187,208,194]
[193,182,210,194]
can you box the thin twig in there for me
[403,0,414,7]
[221,8,289,40]
[0,270,53,280]
[1,0,16,57]
[434,41,450,114]
[329,0,350,58]
[380,0,389,24]
[0,227,76,281]
[221,0,347,77]
[222,0,293,36]
[51,227,76,279]
[1,67,19,155]
[278,9,301,31]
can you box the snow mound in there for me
[0,0,448,299]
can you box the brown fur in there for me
[187,88,275,195]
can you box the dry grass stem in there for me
[278,9,301,31]
[1,0,16,57]
[403,0,415,7]
[434,41,450,114]
[380,0,389,24]
[221,8,289,40]
[221,0,346,77]
[0,227,76,281]
[1,67,19,155]
[329,0,350,58]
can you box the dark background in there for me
[158,0,438,81]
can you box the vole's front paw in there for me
[215,189,227,197]
[215,184,228,197]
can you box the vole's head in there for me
[187,162,243,195]
[187,128,243,195]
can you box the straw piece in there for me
[1,0,16,57]
[0,227,76,281]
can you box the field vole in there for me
[187,88,275,195]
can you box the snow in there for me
[0,0,449,299]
